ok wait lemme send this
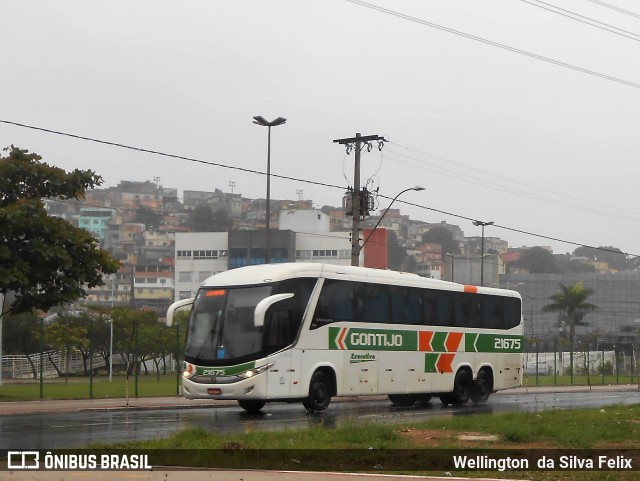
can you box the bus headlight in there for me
[236,363,274,379]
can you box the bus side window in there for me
[391,286,422,324]
[264,309,294,354]
[363,283,389,323]
[451,292,464,327]
[461,293,481,328]
[311,279,355,328]
[333,281,355,321]
[390,286,404,323]
[422,291,437,325]
[481,296,504,329]
[503,297,522,329]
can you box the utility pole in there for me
[333,133,386,266]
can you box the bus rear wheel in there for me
[471,370,492,403]
[303,371,332,412]
[238,399,266,413]
[388,394,417,407]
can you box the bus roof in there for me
[199,263,520,298]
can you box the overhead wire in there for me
[344,0,640,89]
[382,142,640,223]
[585,0,640,19]
[2,118,639,258]
[0,119,346,193]
[520,0,640,42]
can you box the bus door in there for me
[263,305,303,399]
[266,349,293,399]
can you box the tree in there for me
[0,146,120,315]
[543,282,597,377]
[421,225,460,255]
[387,230,408,271]
[2,311,41,378]
[572,245,628,271]
[186,204,214,232]
[45,317,88,382]
[110,307,158,375]
[515,247,559,273]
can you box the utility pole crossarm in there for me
[333,132,387,267]
[333,134,385,144]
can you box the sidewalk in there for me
[0,384,637,416]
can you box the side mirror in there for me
[166,298,194,326]
[254,293,294,327]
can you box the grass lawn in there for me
[0,373,181,400]
[98,403,640,481]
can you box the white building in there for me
[279,209,330,232]
[295,231,353,265]
[175,232,228,300]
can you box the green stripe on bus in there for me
[465,333,523,353]
[424,353,439,373]
[329,327,418,351]
[194,361,256,376]
[431,331,448,352]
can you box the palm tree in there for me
[543,282,597,381]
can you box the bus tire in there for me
[452,369,471,405]
[303,371,332,412]
[388,394,417,407]
[238,399,266,413]
[471,370,492,403]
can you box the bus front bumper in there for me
[182,373,267,400]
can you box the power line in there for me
[3,118,638,258]
[384,142,640,223]
[344,0,640,89]
[0,119,346,193]
[380,195,640,258]
[585,0,640,19]
[521,0,640,42]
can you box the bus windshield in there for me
[185,278,317,365]
[185,285,272,364]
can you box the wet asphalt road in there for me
[0,384,638,450]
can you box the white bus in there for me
[167,263,523,413]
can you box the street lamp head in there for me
[411,186,425,192]
[473,220,494,227]
[253,115,287,127]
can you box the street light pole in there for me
[109,317,113,383]
[445,253,455,282]
[359,186,425,255]
[473,220,493,286]
[0,293,4,386]
[253,115,287,264]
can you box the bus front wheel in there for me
[238,399,266,413]
[303,371,332,412]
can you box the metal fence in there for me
[524,343,638,385]
[1,350,108,380]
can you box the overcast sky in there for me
[2,0,639,256]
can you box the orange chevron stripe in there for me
[419,331,434,351]
[445,332,463,352]
[436,353,455,373]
